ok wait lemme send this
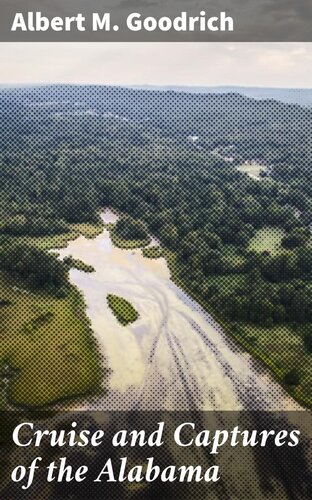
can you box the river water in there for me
[58,210,302,411]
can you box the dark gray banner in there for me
[1,411,312,498]
[0,0,312,42]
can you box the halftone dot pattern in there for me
[1,85,312,410]
[1,85,312,497]
[1,411,312,499]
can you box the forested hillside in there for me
[1,85,312,405]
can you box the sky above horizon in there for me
[1,43,312,88]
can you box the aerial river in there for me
[58,209,302,412]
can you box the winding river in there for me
[58,210,302,411]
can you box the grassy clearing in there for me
[231,323,312,407]
[142,246,163,259]
[107,294,139,326]
[0,272,102,408]
[165,252,312,408]
[110,225,150,249]
[248,227,285,255]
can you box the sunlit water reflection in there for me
[58,210,302,411]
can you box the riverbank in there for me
[58,209,301,411]
[98,209,309,408]
[0,222,105,408]
[2,207,306,410]
[110,225,150,249]
[163,249,310,409]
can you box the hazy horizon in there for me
[1,43,312,88]
[1,83,312,90]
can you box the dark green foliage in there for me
[0,243,67,294]
[304,335,312,354]
[63,256,95,273]
[284,369,301,387]
[115,215,149,242]
[0,215,69,237]
[281,228,311,249]
[302,325,312,354]
[0,298,12,307]
[1,85,312,330]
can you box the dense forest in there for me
[1,84,312,377]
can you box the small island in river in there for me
[107,293,139,326]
